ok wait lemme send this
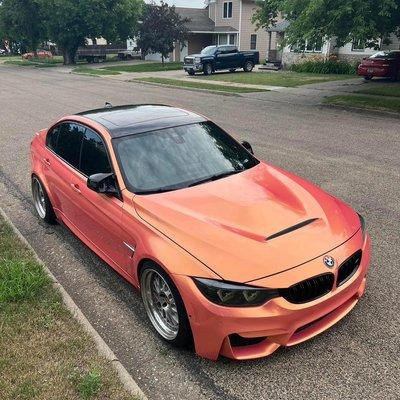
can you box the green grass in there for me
[324,94,400,113]
[134,77,268,93]
[72,66,121,76]
[103,62,183,73]
[357,85,400,98]
[196,71,356,87]
[0,216,137,400]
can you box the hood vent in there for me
[266,218,319,241]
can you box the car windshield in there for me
[370,51,398,59]
[114,122,259,194]
[201,46,217,56]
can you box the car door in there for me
[67,126,127,271]
[42,122,82,221]
[215,46,230,69]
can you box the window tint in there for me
[46,126,60,151]
[80,129,111,176]
[57,123,85,168]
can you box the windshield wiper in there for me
[188,169,243,188]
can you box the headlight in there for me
[357,212,366,238]
[193,278,279,307]
[194,57,201,64]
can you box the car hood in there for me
[133,162,360,283]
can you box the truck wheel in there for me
[203,63,213,76]
[229,69,236,73]
[244,61,254,72]
[187,70,195,76]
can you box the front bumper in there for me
[173,231,371,360]
[183,64,203,73]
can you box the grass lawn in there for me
[357,85,400,97]
[103,62,183,73]
[73,66,121,76]
[0,215,138,400]
[196,71,356,87]
[134,77,268,93]
[324,94,400,113]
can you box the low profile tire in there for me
[31,175,56,224]
[140,261,192,347]
[203,63,213,76]
[243,60,254,72]
[364,76,373,81]
[187,70,195,76]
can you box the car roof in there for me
[76,104,207,138]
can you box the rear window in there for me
[370,51,399,59]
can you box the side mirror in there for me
[241,140,254,155]
[87,173,118,196]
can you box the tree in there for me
[42,0,143,65]
[0,0,46,55]
[253,0,400,48]
[137,1,189,65]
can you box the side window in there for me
[80,128,111,177]
[57,123,85,168]
[46,126,60,152]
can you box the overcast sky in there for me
[148,0,205,8]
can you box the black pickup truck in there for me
[183,45,259,76]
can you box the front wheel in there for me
[203,63,213,76]
[140,262,192,347]
[229,68,236,73]
[187,70,195,76]
[31,175,56,224]
[243,60,254,72]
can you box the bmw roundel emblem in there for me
[323,255,335,268]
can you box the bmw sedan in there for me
[31,104,371,360]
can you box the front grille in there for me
[337,250,362,286]
[184,57,194,64]
[280,273,334,304]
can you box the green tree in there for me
[137,1,189,65]
[43,0,143,65]
[0,0,46,55]
[253,0,400,48]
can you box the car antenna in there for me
[105,102,113,109]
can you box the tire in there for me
[203,63,213,76]
[31,175,56,224]
[243,60,254,72]
[140,261,192,347]
[229,68,236,73]
[187,70,195,76]
[364,76,373,81]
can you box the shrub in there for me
[291,55,358,75]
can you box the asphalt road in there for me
[0,65,399,400]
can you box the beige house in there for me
[171,1,269,62]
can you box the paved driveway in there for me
[0,65,399,400]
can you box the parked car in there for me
[22,50,53,60]
[183,45,260,76]
[31,104,370,361]
[358,50,400,80]
[0,49,7,56]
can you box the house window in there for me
[352,39,365,52]
[250,34,257,50]
[218,34,236,46]
[290,39,323,53]
[223,1,233,18]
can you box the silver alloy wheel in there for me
[205,64,212,75]
[245,61,254,72]
[32,177,46,219]
[141,269,179,340]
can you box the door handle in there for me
[42,158,51,167]
[70,183,81,194]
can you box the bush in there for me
[291,55,358,75]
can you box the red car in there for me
[358,50,400,80]
[30,105,371,360]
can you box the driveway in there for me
[0,65,399,400]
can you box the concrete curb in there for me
[0,208,148,400]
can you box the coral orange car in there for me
[30,105,371,360]
[22,50,53,60]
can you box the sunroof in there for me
[98,105,189,127]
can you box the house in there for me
[266,22,400,67]
[171,1,269,62]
